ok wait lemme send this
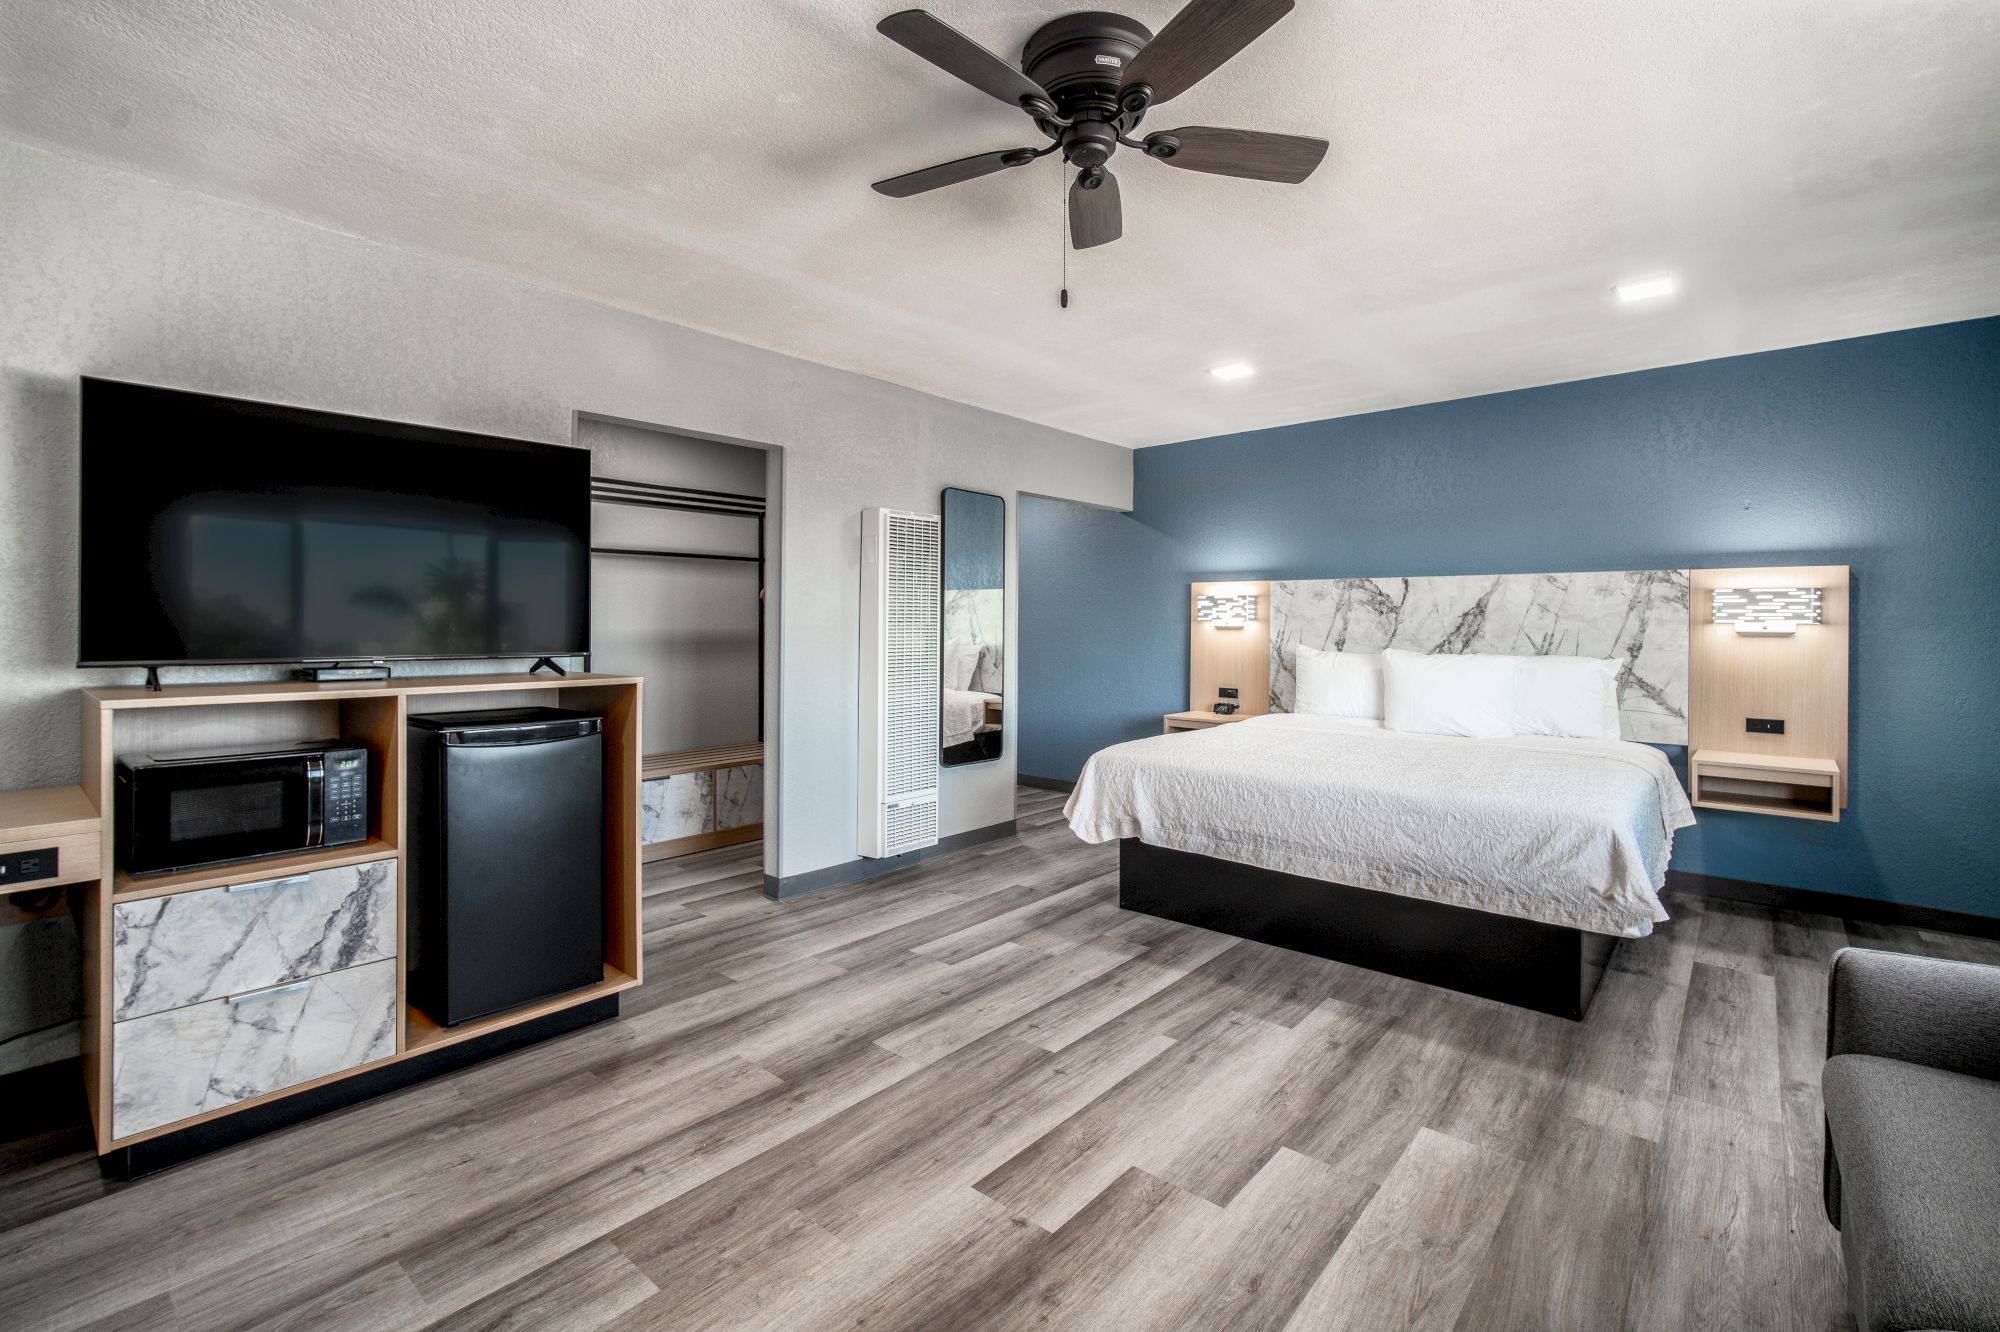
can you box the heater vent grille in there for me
[860,507,941,858]
[883,512,941,800]
[882,798,939,857]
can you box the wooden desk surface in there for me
[0,784,100,840]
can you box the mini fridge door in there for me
[409,710,604,1027]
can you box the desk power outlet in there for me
[1746,717,1786,735]
[0,847,58,885]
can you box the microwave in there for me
[116,741,370,876]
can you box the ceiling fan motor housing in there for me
[1021,12,1153,109]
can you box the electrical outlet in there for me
[0,847,58,884]
[1218,687,1239,700]
[1746,717,1785,735]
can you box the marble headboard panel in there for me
[1268,570,1691,744]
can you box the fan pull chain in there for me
[1059,166,1069,309]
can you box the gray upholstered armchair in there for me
[1822,946,2000,1332]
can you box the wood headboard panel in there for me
[1264,570,1692,744]
[1189,581,1272,715]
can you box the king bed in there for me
[1066,568,1700,1020]
[1065,713,1695,1018]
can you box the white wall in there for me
[0,138,1133,885]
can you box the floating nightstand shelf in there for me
[1163,710,1251,733]
[1691,750,1842,821]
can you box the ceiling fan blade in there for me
[1152,127,1328,182]
[877,10,1051,113]
[873,149,1035,198]
[1121,0,1294,105]
[1069,170,1123,249]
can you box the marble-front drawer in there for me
[112,957,398,1139]
[113,858,397,1022]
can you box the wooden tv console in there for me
[76,672,643,1158]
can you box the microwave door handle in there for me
[305,761,326,848]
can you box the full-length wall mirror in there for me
[940,487,1004,767]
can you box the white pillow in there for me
[1294,644,1385,720]
[1381,649,1522,738]
[942,639,983,691]
[1512,655,1623,739]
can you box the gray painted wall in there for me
[0,136,1131,872]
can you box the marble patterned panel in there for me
[642,771,713,843]
[113,859,397,1022]
[943,587,1004,694]
[1268,569,1690,743]
[716,764,763,831]
[112,957,397,1139]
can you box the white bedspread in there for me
[1065,713,1696,937]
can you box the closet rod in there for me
[591,476,763,504]
[591,546,761,563]
[591,478,765,517]
[592,497,764,518]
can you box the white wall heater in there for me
[859,506,941,858]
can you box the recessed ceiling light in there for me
[1209,362,1255,381]
[1615,275,1678,304]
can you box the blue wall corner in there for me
[1021,316,2000,916]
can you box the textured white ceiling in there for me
[4,0,1998,447]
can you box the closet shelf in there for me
[643,743,763,779]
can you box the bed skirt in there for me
[1118,838,1617,1021]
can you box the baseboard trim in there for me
[763,819,1018,901]
[1017,773,1077,794]
[1666,870,2000,941]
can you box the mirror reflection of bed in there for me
[940,487,1004,767]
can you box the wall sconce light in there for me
[1196,593,1258,629]
[1712,587,1822,636]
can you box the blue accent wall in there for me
[1021,316,2000,916]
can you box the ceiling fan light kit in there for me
[871,1,1329,250]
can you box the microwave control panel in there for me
[324,748,369,846]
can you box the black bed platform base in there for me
[1118,839,1617,1021]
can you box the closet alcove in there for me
[577,415,770,860]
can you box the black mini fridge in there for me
[407,707,604,1027]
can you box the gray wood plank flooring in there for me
[6,785,1997,1330]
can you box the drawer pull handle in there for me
[227,979,313,1005]
[225,874,313,895]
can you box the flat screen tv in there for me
[79,378,591,667]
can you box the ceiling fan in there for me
[870,1,1328,249]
